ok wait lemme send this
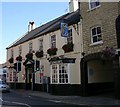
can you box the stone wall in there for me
[80,2,119,55]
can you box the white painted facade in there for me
[6,23,82,85]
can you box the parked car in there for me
[0,68,7,82]
[0,79,10,92]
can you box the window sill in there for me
[87,5,101,12]
[89,41,103,46]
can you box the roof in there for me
[6,9,80,49]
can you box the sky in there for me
[1,1,69,64]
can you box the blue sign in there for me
[60,20,68,37]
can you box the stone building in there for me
[6,1,120,96]
[80,1,120,96]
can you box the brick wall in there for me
[80,2,119,55]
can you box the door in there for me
[26,68,32,90]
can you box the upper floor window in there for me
[91,26,102,44]
[19,46,22,55]
[39,39,43,51]
[51,35,56,48]
[11,49,14,57]
[67,29,73,43]
[29,42,33,52]
[89,0,100,9]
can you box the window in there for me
[51,35,56,48]
[91,26,102,43]
[59,64,68,83]
[51,64,69,84]
[11,49,14,57]
[89,0,100,9]
[39,39,43,51]
[67,29,73,43]
[40,65,44,83]
[51,65,58,83]
[29,42,33,52]
[19,46,22,55]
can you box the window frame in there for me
[11,49,14,58]
[59,64,69,84]
[18,46,22,55]
[51,35,56,48]
[51,64,69,84]
[67,28,73,44]
[51,64,58,84]
[29,42,33,53]
[90,26,102,44]
[38,39,43,51]
[89,0,100,10]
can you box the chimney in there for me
[69,0,79,13]
[28,21,35,32]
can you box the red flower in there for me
[35,51,44,58]
[25,52,33,60]
[62,42,74,53]
[47,48,57,56]
[16,55,22,61]
[8,57,14,63]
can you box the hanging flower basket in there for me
[16,55,22,61]
[62,42,74,53]
[8,57,14,63]
[35,51,44,58]
[47,48,57,56]
[101,47,116,61]
[25,52,33,60]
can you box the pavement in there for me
[12,89,120,107]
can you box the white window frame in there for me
[90,26,102,44]
[39,64,44,83]
[51,64,69,84]
[38,39,43,51]
[51,35,56,48]
[11,49,14,57]
[67,28,73,43]
[51,64,58,84]
[18,45,22,55]
[89,0,100,10]
[59,64,69,84]
[29,42,33,52]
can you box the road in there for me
[0,90,90,107]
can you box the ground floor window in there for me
[51,64,69,84]
[59,64,68,83]
[51,64,58,83]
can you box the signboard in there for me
[62,58,76,63]
[60,19,68,37]
[50,58,76,64]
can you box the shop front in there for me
[48,57,82,95]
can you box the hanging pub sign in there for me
[60,19,68,37]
